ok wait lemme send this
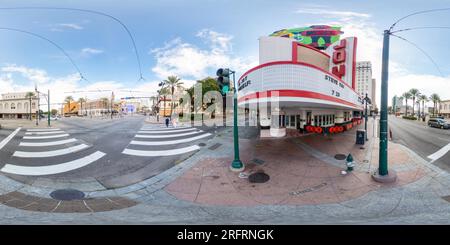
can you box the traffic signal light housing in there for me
[216,68,231,95]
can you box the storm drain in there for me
[208,143,222,150]
[334,154,347,160]
[442,196,450,203]
[252,158,265,165]
[248,172,270,183]
[198,143,207,147]
[50,189,85,201]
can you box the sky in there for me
[1,0,450,110]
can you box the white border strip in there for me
[135,131,201,138]
[13,144,89,158]
[1,151,105,176]
[141,126,191,131]
[0,127,21,150]
[122,145,200,157]
[130,133,211,146]
[26,128,60,132]
[23,134,69,140]
[19,138,78,147]
[25,131,65,135]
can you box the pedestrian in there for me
[172,115,178,128]
[165,117,170,127]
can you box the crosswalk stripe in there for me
[0,127,22,150]
[13,144,89,158]
[138,128,197,134]
[122,145,200,156]
[23,134,69,140]
[135,131,201,138]
[0,151,106,176]
[25,131,65,135]
[19,138,78,147]
[26,128,61,132]
[130,133,211,146]
[428,143,450,162]
[140,126,191,130]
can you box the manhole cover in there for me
[334,154,346,160]
[198,143,206,147]
[248,172,270,183]
[50,189,85,201]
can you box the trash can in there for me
[356,129,365,145]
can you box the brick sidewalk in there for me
[165,119,429,206]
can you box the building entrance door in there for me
[306,111,312,125]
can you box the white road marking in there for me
[138,128,197,134]
[23,134,69,140]
[0,151,105,176]
[141,126,191,131]
[19,138,78,147]
[428,143,450,162]
[25,131,65,135]
[0,127,21,150]
[13,144,89,158]
[122,145,200,157]
[26,128,60,132]
[135,131,201,138]
[130,133,211,146]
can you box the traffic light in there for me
[216,68,231,95]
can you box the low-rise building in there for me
[0,92,39,119]
[440,100,450,118]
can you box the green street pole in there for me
[373,30,396,183]
[230,71,244,171]
[48,89,50,127]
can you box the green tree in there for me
[409,88,420,117]
[185,77,221,112]
[418,94,428,119]
[25,92,35,120]
[64,96,74,116]
[429,93,441,116]
[162,75,184,117]
[402,92,411,116]
[51,109,58,116]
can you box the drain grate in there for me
[198,143,206,147]
[248,172,270,183]
[208,143,222,150]
[50,189,85,201]
[252,158,265,165]
[334,154,347,160]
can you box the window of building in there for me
[10,103,15,110]
[290,115,296,127]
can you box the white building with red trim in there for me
[237,35,364,137]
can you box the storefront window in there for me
[290,115,295,127]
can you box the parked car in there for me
[428,118,450,129]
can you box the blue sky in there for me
[1,0,450,108]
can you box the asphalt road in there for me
[389,115,450,171]
[0,115,216,188]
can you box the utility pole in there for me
[372,30,397,183]
[35,84,39,126]
[48,89,50,127]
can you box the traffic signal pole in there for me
[231,71,244,171]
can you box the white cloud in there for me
[150,29,257,80]
[1,65,50,84]
[58,23,83,30]
[81,48,104,56]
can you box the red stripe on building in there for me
[238,89,361,109]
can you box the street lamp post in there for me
[363,93,371,141]
[372,30,397,183]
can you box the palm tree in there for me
[162,76,184,117]
[64,96,74,116]
[418,94,428,119]
[429,93,441,117]
[78,98,86,116]
[402,92,411,116]
[157,87,171,117]
[25,92,35,120]
[409,88,420,117]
